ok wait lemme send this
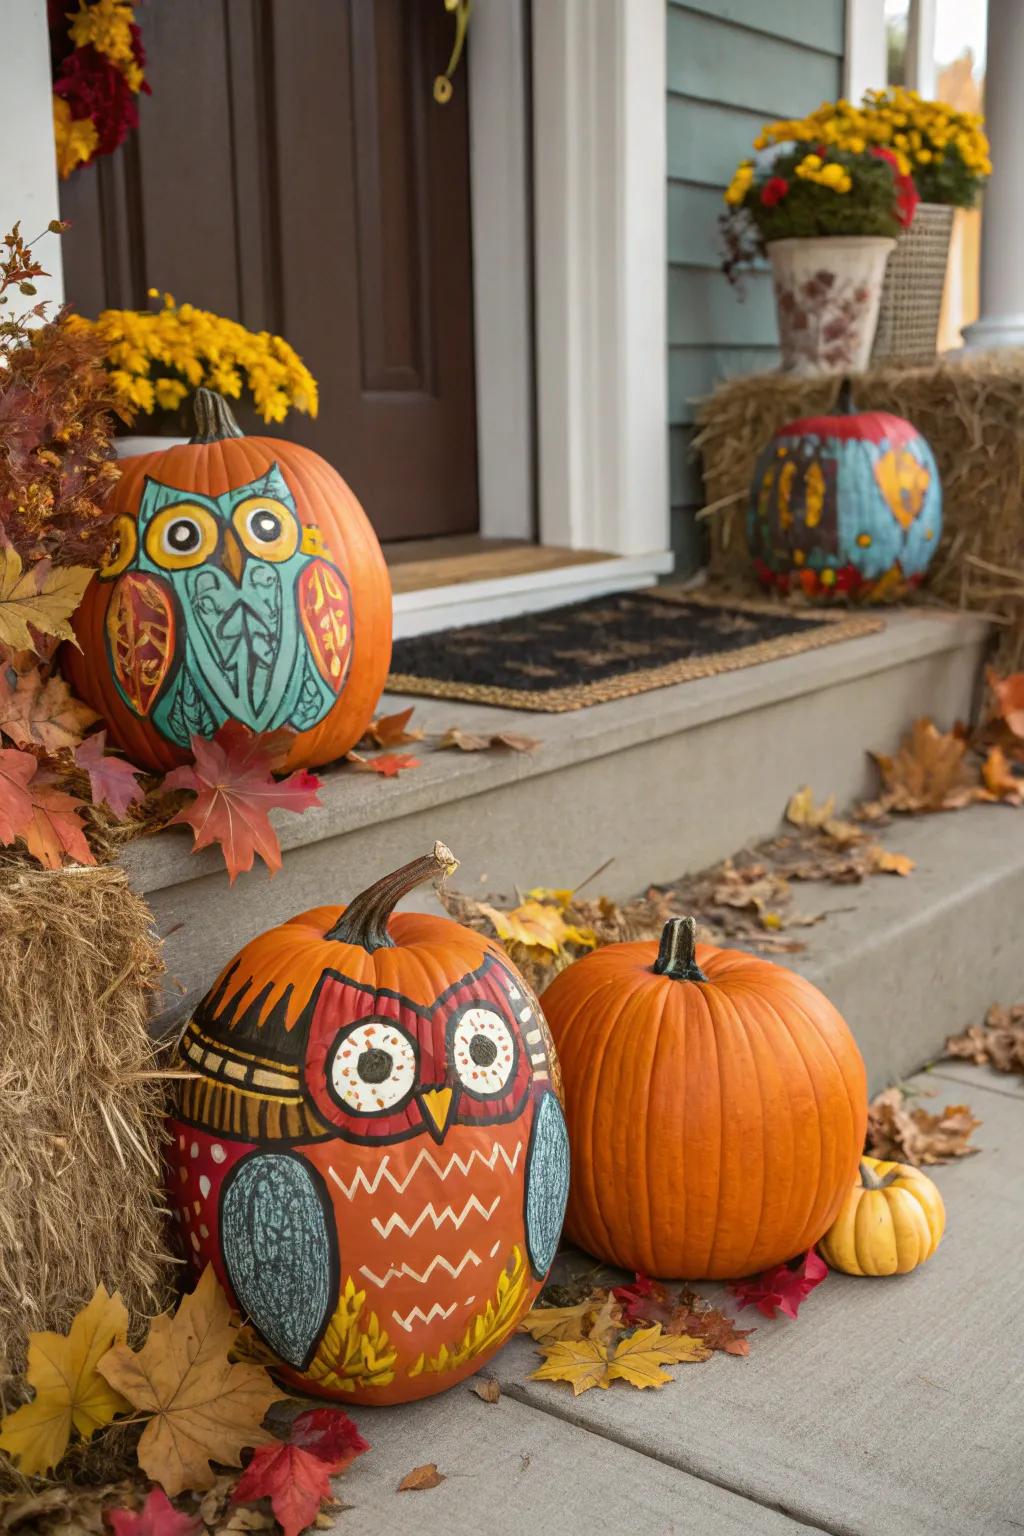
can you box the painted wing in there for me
[220,1151,338,1370]
[297,558,353,696]
[524,1092,570,1279]
[105,570,176,717]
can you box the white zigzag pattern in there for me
[359,1248,482,1289]
[391,1300,458,1333]
[372,1194,500,1240]
[327,1140,522,1202]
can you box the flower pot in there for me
[767,236,896,376]
[114,435,189,459]
[870,202,954,364]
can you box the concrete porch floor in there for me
[330,1063,1023,1536]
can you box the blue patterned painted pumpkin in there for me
[166,845,570,1405]
[748,384,942,602]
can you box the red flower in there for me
[54,46,140,160]
[760,176,790,208]
[870,145,920,229]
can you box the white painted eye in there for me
[451,1006,517,1098]
[329,1018,417,1114]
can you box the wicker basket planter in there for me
[871,203,955,364]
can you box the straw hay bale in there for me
[0,864,175,1447]
[693,352,1024,667]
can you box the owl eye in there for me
[233,497,299,563]
[451,1006,518,1099]
[327,1017,417,1115]
[100,514,138,578]
[145,503,219,570]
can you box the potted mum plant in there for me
[69,291,319,456]
[722,137,918,375]
[751,90,992,363]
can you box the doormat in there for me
[386,589,885,711]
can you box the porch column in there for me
[961,0,1024,349]
[1,0,64,309]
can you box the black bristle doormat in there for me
[386,588,884,712]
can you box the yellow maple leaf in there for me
[480,899,596,957]
[529,1324,711,1395]
[865,844,916,876]
[0,1284,130,1476]
[0,550,93,652]
[519,1290,622,1347]
[96,1265,282,1495]
[786,786,836,829]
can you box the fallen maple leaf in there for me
[786,786,836,828]
[611,1275,676,1327]
[613,1276,752,1356]
[987,667,1024,740]
[106,1488,202,1536]
[0,549,93,651]
[519,1292,622,1346]
[729,1250,828,1320]
[980,746,1023,804]
[347,751,421,777]
[530,1324,710,1395]
[436,727,541,753]
[0,1284,130,1476]
[946,1003,1024,1076]
[871,718,979,813]
[96,1264,281,1496]
[469,1376,501,1403]
[75,729,146,817]
[163,723,321,884]
[288,1405,369,1472]
[232,1443,337,1536]
[0,666,98,750]
[479,898,597,958]
[0,745,94,868]
[864,844,916,876]
[359,706,424,748]
[866,1085,981,1165]
[398,1463,445,1492]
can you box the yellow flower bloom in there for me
[53,97,99,179]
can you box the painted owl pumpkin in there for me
[748,381,942,603]
[166,843,570,1406]
[65,389,392,773]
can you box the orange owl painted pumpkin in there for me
[167,844,569,1405]
[64,388,392,774]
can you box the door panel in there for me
[59,0,479,542]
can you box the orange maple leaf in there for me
[162,723,321,883]
[0,746,94,868]
[348,752,421,778]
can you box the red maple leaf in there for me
[75,729,146,817]
[611,1274,676,1327]
[729,1249,828,1320]
[0,745,94,868]
[289,1406,370,1472]
[348,752,421,778]
[162,723,321,884]
[232,1445,336,1536]
[105,1487,202,1536]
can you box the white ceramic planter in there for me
[114,435,189,459]
[767,236,896,376]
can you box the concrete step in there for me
[123,609,989,1040]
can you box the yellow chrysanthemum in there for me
[53,96,99,180]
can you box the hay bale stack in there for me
[693,352,1024,667]
[0,865,175,1419]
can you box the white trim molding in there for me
[467,1,534,541]
[843,0,887,100]
[531,0,670,559]
[3,0,64,311]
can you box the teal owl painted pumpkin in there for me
[748,384,942,602]
[66,390,392,773]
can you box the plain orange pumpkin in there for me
[540,916,867,1280]
[64,389,392,773]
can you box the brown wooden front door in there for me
[59,0,479,544]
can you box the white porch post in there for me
[961,0,1024,349]
[531,0,670,559]
[2,0,63,309]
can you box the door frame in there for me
[467,0,671,562]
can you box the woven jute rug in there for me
[386,588,885,712]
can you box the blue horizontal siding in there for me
[669,345,779,426]
[667,6,841,118]
[669,268,776,347]
[669,0,844,58]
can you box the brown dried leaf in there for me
[946,1004,1024,1076]
[360,706,424,748]
[786,786,836,828]
[436,727,540,753]
[866,1086,981,1166]
[987,667,1024,740]
[398,1463,445,1492]
[871,718,980,813]
[469,1376,501,1403]
[864,844,916,876]
[980,746,1024,804]
[0,666,98,750]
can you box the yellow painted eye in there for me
[101,514,138,578]
[232,497,298,563]
[145,503,219,570]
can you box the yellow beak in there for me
[420,1087,453,1139]
[222,526,244,582]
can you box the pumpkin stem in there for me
[190,388,245,444]
[324,842,460,951]
[859,1159,900,1191]
[652,917,709,983]
[836,376,856,415]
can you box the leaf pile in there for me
[946,1003,1024,1077]
[346,706,540,779]
[866,1086,981,1165]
